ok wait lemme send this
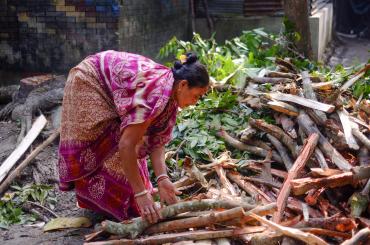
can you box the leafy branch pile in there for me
[85,30,370,245]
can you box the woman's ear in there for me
[179,80,188,88]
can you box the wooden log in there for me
[265,71,297,79]
[337,109,360,150]
[301,71,328,124]
[341,227,370,245]
[0,129,60,194]
[0,114,47,183]
[249,118,298,158]
[267,101,299,117]
[297,111,352,170]
[352,127,370,150]
[294,216,356,232]
[102,199,256,238]
[267,92,335,113]
[247,77,294,84]
[275,58,298,73]
[215,166,237,196]
[227,171,273,204]
[145,207,245,234]
[267,134,293,170]
[311,81,334,91]
[314,148,329,169]
[291,166,370,195]
[273,133,319,223]
[183,157,208,188]
[299,228,351,239]
[274,114,297,139]
[249,213,328,245]
[85,227,267,245]
[218,129,283,163]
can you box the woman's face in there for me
[175,80,208,108]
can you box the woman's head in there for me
[172,53,209,108]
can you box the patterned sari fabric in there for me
[58,50,178,220]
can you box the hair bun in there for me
[173,60,183,70]
[185,53,198,64]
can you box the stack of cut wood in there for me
[84,61,370,245]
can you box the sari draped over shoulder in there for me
[58,50,177,220]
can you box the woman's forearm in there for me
[150,146,167,178]
[119,144,146,193]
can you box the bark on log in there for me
[291,166,370,195]
[218,129,283,163]
[267,92,335,113]
[352,128,370,150]
[341,227,370,245]
[249,118,298,158]
[265,71,297,79]
[274,114,297,139]
[267,134,293,170]
[247,77,294,84]
[215,166,237,196]
[250,213,328,245]
[297,111,352,170]
[145,207,244,234]
[302,71,328,124]
[273,133,319,223]
[267,101,299,117]
[227,171,273,204]
[102,199,256,238]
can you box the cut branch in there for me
[145,207,244,234]
[218,129,283,163]
[273,133,319,223]
[101,199,256,238]
[267,92,335,113]
[267,134,293,170]
[297,111,352,170]
[249,118,298,158]
[291,166,370,195]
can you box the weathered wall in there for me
[0,0,120,72]
[118,0,189,59]
[0,0,189,74]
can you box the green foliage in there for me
[0,184,55,228]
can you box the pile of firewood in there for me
[84,60,370,245]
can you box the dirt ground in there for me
[0,122,105,245]
[0,36,369,245]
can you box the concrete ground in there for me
[328,35,370,67]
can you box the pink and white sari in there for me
[58,50,178,220]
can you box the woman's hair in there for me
[171,53,209,88]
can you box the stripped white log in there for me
[337,109,360,150]
[267,92,335,113]
[0,114,47,183]
[340,71,366,92]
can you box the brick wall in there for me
[0,0,189,74]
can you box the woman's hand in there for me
[158,178,182,206]
[135,192,162,224]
